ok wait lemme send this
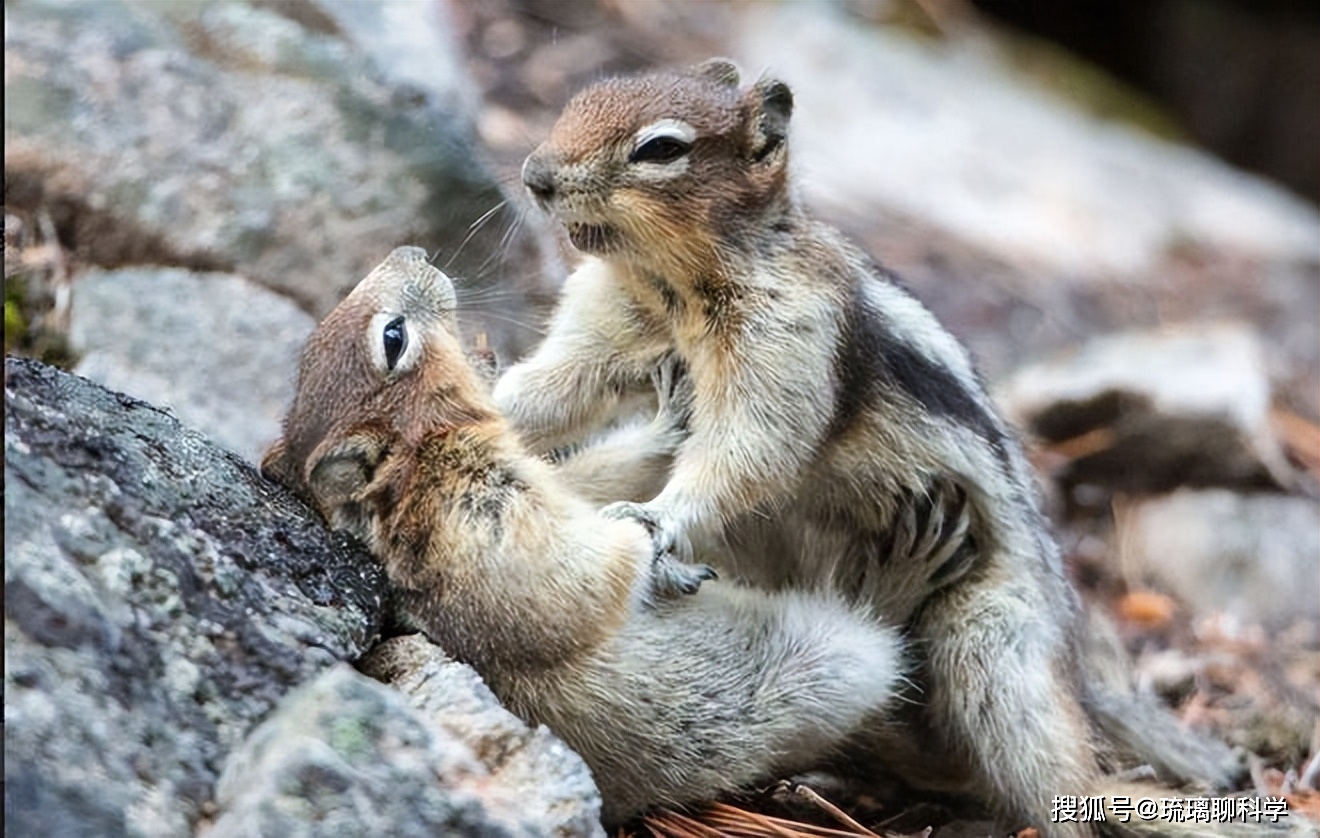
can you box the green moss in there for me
[4,273,78,369]
[5,298,29,354]
[328,714,374,759]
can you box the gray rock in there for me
[68,266,315,464]
[1118,489,1320,627]
[4,0,555,361]
[4,357,388,837]
[995,323,1295,493]
[732,4,1320,279]
[717,4,1320,415]
[359,634,606,838]
[209,659,603,838]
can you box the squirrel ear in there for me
[746,77,794,162]
[692,58,740,88]
[306,433,384,512]
[304,432,389,543]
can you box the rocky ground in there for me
[5,1,1317,836]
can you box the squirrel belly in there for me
[526,584,905,825]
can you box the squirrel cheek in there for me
[613,191,682,231]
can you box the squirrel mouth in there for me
[566,223,619,253]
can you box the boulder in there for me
[732,3,1320,280]
[4,356,387,836]
[359,634,605,838]
[4,357,607,837]
[1117,489,1320,627]
[3,0,557,361]
[207,660,602,838]
[68,266,315,464]
[995,322,1295,493]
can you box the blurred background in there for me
[5,0,1318,821]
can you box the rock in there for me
[1133,647,1201,703]
[732,3,1320,280]
[1116,488,1320,627]
[5,357,605,837]
[212,642,604,838]
[68,266,315,464]
[714,4,1320,414]
[4,357,388,837]
[3,0,556,362]
[207,663,599,838]
[971,0,1320,207]
[995,322,1294,493]
[358,634,606,838]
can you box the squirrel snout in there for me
[522,154,557,204]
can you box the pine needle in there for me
[638,793,888,838]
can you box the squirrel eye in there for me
[630,136,692,164]
[382,316,407,371]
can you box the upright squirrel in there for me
[491,60,1248,836]
[261,246,974,826]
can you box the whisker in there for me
[445,200,508,271]
[491,209,527,271]
[456,287,524,305]
[462,310,548,338]
[468,205,530,281]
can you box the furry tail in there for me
[1087,689,1242,788]
[1079,609,1242,788]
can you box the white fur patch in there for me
[634,118,697,148]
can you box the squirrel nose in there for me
[522,154,557,204]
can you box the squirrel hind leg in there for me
[751,591,909,757]
[591,588,909,826]
[919,587,1102,838]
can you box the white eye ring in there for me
[369,311,421,375]
[629,119,697,167]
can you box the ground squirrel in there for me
[492,61,1251,836]
[260,246,973,825]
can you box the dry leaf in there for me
[1116,590,1177,628]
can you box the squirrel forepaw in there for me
[897,479,978,596]
[601,501,715,600]
[651,557,718,599]
[649,353,694,433]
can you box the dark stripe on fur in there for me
[832,294,1001,453]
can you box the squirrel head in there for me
[522,59,795,262]
[261,246,493,539]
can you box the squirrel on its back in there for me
[493,59,1265,837]
[262,246,975,825]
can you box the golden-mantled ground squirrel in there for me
[491,61,1251,836]
[261,246,972,826]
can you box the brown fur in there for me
[493,61,1270,838]
[263,246,914,826]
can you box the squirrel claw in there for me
[649,353,693,433]
[601,501,710,599]
[653,560,717,598]
[601,500,660,532]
